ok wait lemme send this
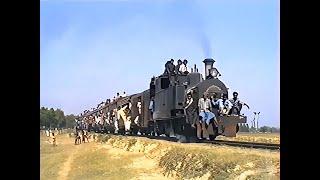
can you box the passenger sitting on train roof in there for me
[163,60,171,75]
[117,92,120,98]
[218,94,233,116]
[175,59,183,75]
[122,91,127,97]
[229,91,250,115]
[168,59,175,74]
[179,59,189,74]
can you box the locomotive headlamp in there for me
[203,58,215,79]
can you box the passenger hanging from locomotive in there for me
[135,97,142,125]
[197,93,211,140]
[219,94,233,116]
[229,91,250,115]
[184,92,197,128]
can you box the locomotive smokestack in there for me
[203,58,215,79]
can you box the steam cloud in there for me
[199,32,212,58]
[177,0,212,58]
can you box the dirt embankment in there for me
[96,134,280,180]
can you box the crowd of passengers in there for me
[184,91,249,140]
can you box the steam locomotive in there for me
[80,58,247,141]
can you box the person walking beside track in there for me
[52,133,57,146]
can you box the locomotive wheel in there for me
[209,127,218,140]
[209,134,217,141]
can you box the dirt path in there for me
[99,144,174,180]
[57,137,80,180]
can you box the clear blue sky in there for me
[40,0,279,127]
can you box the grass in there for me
[67,147,137,180]
[40,135,74,180]
[159,146,279,179]
[97,134,280,180]
[40,134,151,180]
[216,132,280,144]
[41,133,279,180]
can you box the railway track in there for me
[95,132,280,151]
[202,139,280,150]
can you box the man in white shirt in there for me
[175,59,183,74]
[179,59,188,74]
[149,97,155,120]
[113,108,119,133]
[197,94,212,140]
[106,111,111,125]
[135,98,142,125]
[218,94,233,115]
[122,91,127,97]
[137,101,142,115]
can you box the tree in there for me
[271,127,280,133]
[40,107,74,129]
[40,108,49,127]
[54,108,65,128]
[238,123,250,132]
[65,114,76,128]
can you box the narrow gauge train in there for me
[81,58,247,141]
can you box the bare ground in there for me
[40,133,279,180]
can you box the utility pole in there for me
[256,112,260,131]
[253,112,257,132]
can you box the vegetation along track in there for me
[93,132,280,150]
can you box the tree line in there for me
[40,107,76,129]
[238,123,280,133]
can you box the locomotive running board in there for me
[218,115,247,137]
